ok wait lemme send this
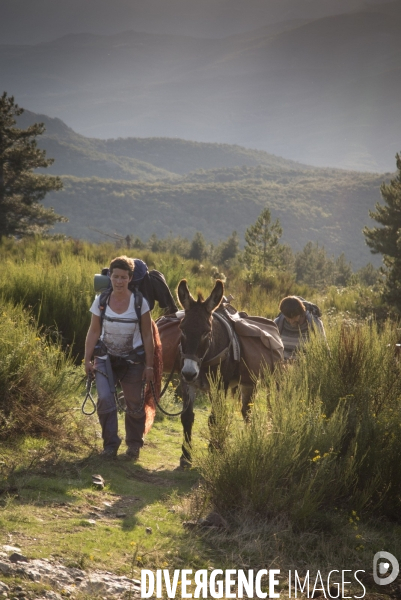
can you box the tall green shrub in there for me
[0,301,80,440]
[196,320,401,525]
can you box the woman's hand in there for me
[85,358,95,377]
[143,366,155,384]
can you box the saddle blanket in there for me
[231,313,284,382]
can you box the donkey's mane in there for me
[197,292,204,303]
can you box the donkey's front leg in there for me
[180,383,196,468]
[240,383,255,422]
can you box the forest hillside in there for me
[17,110,388,267]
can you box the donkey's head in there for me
[177,279,224,382]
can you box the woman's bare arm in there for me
[84,314,101,375]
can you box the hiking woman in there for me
[84,255,154,460]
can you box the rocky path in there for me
[0,546,140,600]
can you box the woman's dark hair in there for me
[109,255,135,277]
[279,296,306,318]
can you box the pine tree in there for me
[356,262,382,287]
[334,253,353,287]
[295,241,334,287]
[243,207,283,270]
[0,92,65,237]
[215,231,240,264]
[363,153,401,312]
[189,232,208,261]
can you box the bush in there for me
[0,301,80,441]
[196,320,401,526]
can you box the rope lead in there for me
[82,370,190,418]
[81,375,97,415]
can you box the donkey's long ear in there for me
[204,280,224,314]
[177,279,196,311]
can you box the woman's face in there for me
[110,268,132,292]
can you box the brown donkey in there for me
[158,278,282,467]
[174,279,256,467]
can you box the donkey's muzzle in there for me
[181,359,200,382]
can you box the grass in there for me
[0,391,213,574]
[1,406,401,599]
[195,320,401,523]
[0,236,399,598]
[0,300,82,440]
[0,236,384,363]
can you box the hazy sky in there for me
[1,0,399,172]
[1,0,398,261]
[0,0,389,44]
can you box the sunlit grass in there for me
[196,319,401,524]
[0,235,398,598]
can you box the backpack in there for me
[94,258,178,329]
[275,296,322,334]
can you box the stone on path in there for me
[0,555,141,599]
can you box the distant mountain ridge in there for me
[2,1,401,172]
[17,110,386,268]
[18,110,312,178]
[17,111,179,181]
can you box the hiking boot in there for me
[100,438,121,459]
[99,447,118,459]
[125,447,140,460]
